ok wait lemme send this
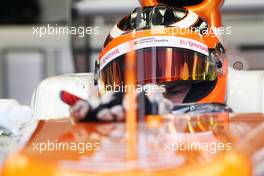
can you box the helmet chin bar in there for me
[139,0,224,27]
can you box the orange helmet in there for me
[95,4,227,104]
[139,0,224,27]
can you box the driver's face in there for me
[163,82,192,104]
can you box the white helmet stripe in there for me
[110,24,126,38]
[100,36,209,70]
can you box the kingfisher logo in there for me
[180,39,208,54]
[188,41,208,53]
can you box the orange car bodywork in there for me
[3,113,264,176]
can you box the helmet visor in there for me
[99,47,217,88]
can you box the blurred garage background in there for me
[0,0,264,105]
